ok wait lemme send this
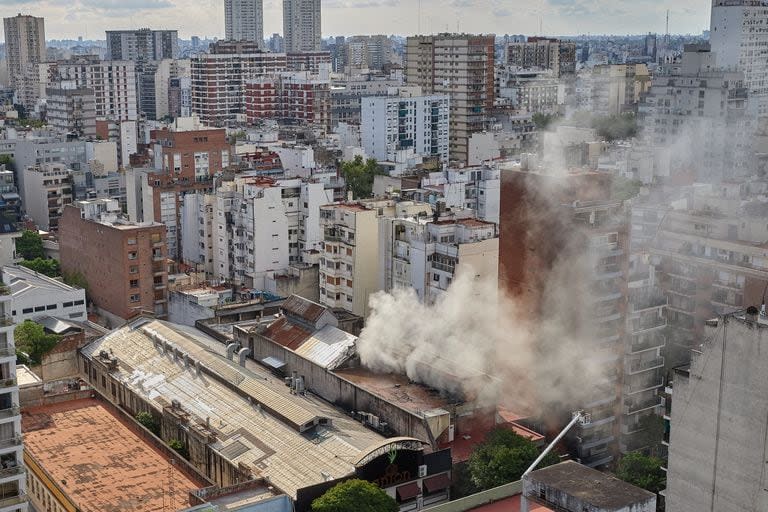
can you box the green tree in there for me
[20,258,60,278]
[0,155,14,173]
[612,176,644,201]
[312,479,397,512]
[63,271,89,296]
[135,411,160,436]
[592,113,639,141]
[468,429,560,491]
[168,439,189,459]
[532,112,558,130]
[616,452,666,494]
[340,156,382,200]
[14,320,60,366]
[15,230,45,260]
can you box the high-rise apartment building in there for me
[55,56,138,121]
[191,41,287,126]
[3,14,45,95]
[505,37,577,77]
[0,271,27,512]
[22,163,73,232]
[499,168,630,468]
[225,0,264,43]
[344,35,393,71]
[638,44,752,182]
[283,0,322,53]
[360,88,450,165]
[405,34,495,164]
[106,29,179,62]
[59,200,168,322]
[45,85,96,138]
[710,0,768,110]
[319,200,432,317]
[244,72,331,128]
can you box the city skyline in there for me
[1,0,710,42]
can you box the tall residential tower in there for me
[225,0,264,43]
[283,0,322,53]
[3,14,45,94]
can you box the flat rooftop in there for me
[526,461,655,508]
[22,398,208,512]
[333,367,457,415]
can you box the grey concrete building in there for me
[225,0,264,44]
[665,310,768,512]
[523,461,656,512]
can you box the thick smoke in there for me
[357,229,611,414]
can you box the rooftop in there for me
[22,398,208,512]
[333,367,457,416]
[81,319,385,498]
[2,264,84,297]
[526,461,656,508]
[15,364,41,387]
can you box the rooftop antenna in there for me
[665,9,670,44]
[539,17,543,36]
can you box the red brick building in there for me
[244,73,330,128]
[59,202,169,323]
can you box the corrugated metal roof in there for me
[263,317,311,350]
[294,325,356,370]
[81,320,383,498]
[281,295,328,324]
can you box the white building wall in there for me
[300,182,334,258]
[248,186,290,289]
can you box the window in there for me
[128,252,137,260]
[22,308,32,314]
[129,294,140,303]
[127,238,137,245]
[130,280,139,288]
[130,266,138,274]
[62,301,73,308]
[34,306,45,312]
[74,300,85,306]
[46,304,57,311]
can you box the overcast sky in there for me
[1,0,711,41]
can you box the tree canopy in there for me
[20,258,60,278]
[311,479,398,512]
[14,320,60,366]
[468,428,560,491]
[15,230,45,260]
[340,156,382,200]
[616,452,666,495]
[592,113,639,141]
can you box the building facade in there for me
[225,0,264,43]
[44,86,96,138]
[283,0,322,53]
[244,72,331,128]
[361,89,450,165]
[58,201,168,322]
[405,34,495,164]
[505,37,577,77]
[22,163,73,232]
[3,14,45,99]
[106,29,179,62]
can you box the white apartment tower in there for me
[225,0,264,43]
[361,88,450,165]
[0,276,28,512]
[3,14,45,96]
[283,0,322,53]
[710,0,768,109]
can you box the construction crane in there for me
[520,410,591,512]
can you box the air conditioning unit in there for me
[418,465,427,478]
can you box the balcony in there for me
[627,357,665,375]
[0,380,15,390]
[0,407,19,421]
[577,433,615,450]
[0,349,13,360]
[0,436,22,450]
[0,493,26,510]
[631,316,666,334]
[625,375,665,395]
[0,466,23,480]
[630,333,665,354]
[631,295,667,312]
[624,396,663,415]
[621,422,647,435]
